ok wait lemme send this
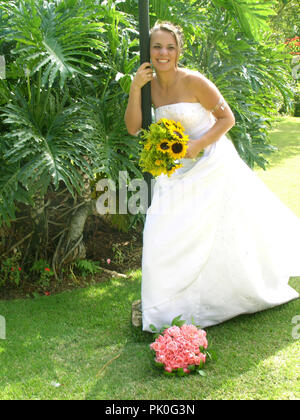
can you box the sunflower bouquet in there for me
[139,118,189,177]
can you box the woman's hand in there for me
[124,63,154,135]
[184,139,204,159]
[132,62,154,89]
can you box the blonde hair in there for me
[150,21,184,64]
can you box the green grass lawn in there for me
[256,117,300,216]
[0,117,299,400]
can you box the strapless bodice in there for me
[154,102,215,140]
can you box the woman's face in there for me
[150,30,179,72]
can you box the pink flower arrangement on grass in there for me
[149,316,210,376]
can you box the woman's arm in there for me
[124,62,154,136]
[185,73,235,158]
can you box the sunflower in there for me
[139,118,190,178]
[167,163,183,177]
[169,127,188,142]
[168,141,188,159]
[172,121,184,132]
[156,139,171,153]
[157,118,174,130]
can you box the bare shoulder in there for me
[182,69,217,92]
[180,68,222,110]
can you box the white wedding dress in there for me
[141,102,300,332]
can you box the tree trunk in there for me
[52,160,93,276]
[29,195,48,262]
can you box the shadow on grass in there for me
[0,273,299,399]
[0,274,143,399]
[85,277,300,400]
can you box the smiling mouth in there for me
[158,59,169,63]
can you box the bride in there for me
[125,22,300,332]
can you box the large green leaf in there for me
[80,95,143,182]
[0,0,106,89]
[1,87,96,201]
[151,0,170,20]
[212,0,277,41]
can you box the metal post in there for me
[138,0,152,129]
[138,0,152,207]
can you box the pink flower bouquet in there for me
[149,315,210,377]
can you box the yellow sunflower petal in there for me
[173,121,184,132]
[157,118,177,131]
[169,127,187,141]
[167,163,183,177]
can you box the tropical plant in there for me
[0,0,142,279]
[269,0,300,116]
[0,0,296,287]
[270,0,299,40]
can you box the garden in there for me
[0,0,299,401]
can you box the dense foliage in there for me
[0,0,298,284]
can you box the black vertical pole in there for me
[138,0,152,128]
[138,0,152,207]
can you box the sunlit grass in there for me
[256,116,300,216]
[0,117,299,400]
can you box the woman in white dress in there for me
[125,22,300,332]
